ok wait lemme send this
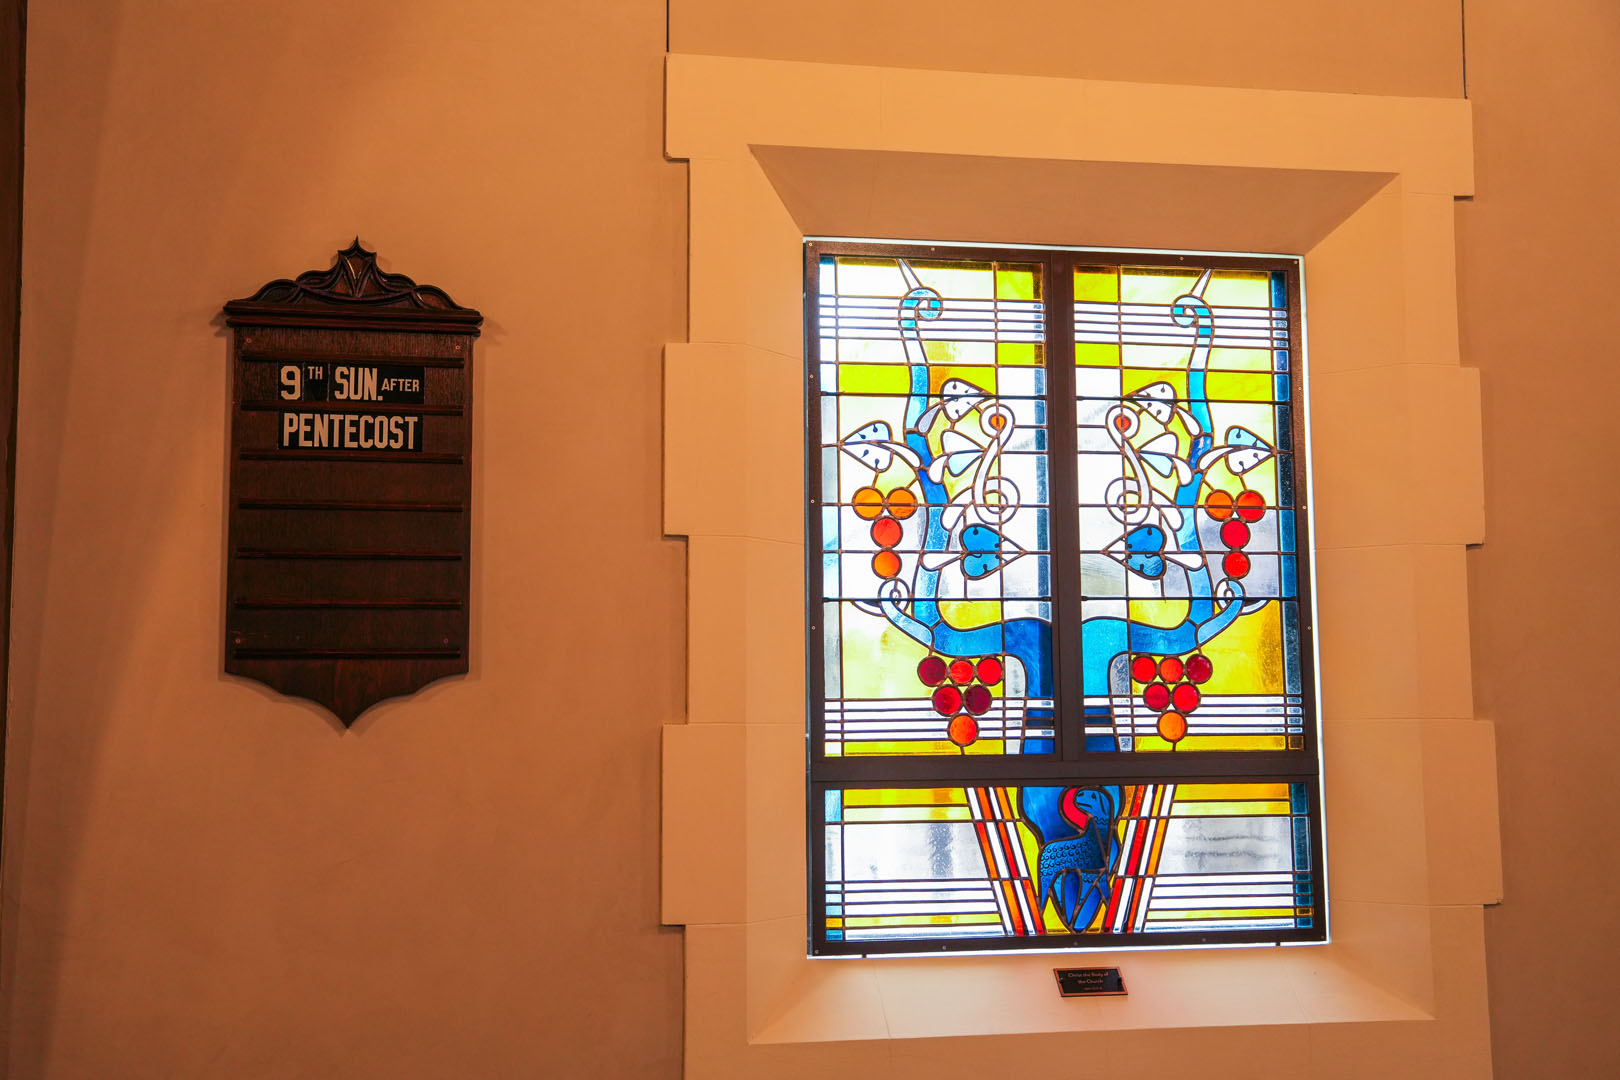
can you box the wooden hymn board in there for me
[223,241,482,725]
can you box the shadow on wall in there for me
[1,6,432,1073]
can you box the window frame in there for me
[805,238,1326,956]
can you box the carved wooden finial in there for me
[225,240,482,332]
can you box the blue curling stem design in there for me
[1077,290,1248,697]
[880,283,1057,751]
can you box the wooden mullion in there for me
[1046,256,1085,760]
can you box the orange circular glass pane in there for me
[1157,711,1187,743]
[852,486,886,520]
[947,714,979,747]
[885,487,918,519]
[1235,489,1267,522]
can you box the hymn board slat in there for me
[223,241,482,725]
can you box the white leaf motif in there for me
[1129,382,1178,425]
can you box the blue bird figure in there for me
[1020,785,1121,932]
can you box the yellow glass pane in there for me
[997,342,1043,366]
[1205,370,1274,402]
[844,913,1005,927]
[1146,907,1294,921]
[936,599,1003,631]
[838,363,911,394]
[929,364,997,394]
[1120,266,1200,304]
[1122,343,1195,369]
[1175,783,1291,801]
[995,267,1038,301]
[1199,601,1285,696]
[914,262,993,299]
[842,740,957,756]
[1127,598,1191,629]
[1076,342,1121,367]
[1206,346,1275,372]
[923,339,995,367]
[1120,368,1189,399]
[1131,734,1289,752]
[1074,266,1120,302]
[1171,800,1292,817]
[833,258,905,297]
[1202,269,1273,308]
[843,788,965,806]
[837,603,931,698]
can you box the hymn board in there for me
[223,241,482,725]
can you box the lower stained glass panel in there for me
[820,781,1317,946]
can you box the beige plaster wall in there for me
[671,0,1464,97]
[1459,2,1620,1077]
[4,0,1614,1076]
[3,2,685,1077]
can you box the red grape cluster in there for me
[1130,652,1214,745]
[918,654,1004,748]
[1204,488,1266,580]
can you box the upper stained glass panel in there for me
[816,255,1053,757]
[1073,266,1306,752]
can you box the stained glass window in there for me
[808,242,1323,954]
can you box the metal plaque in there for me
[1054,967,1127,997]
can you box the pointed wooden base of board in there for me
[227,656,467,727]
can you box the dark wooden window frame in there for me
[805,239,1325,956]
[0,0,23,929]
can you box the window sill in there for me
[754,924,1425,1045]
